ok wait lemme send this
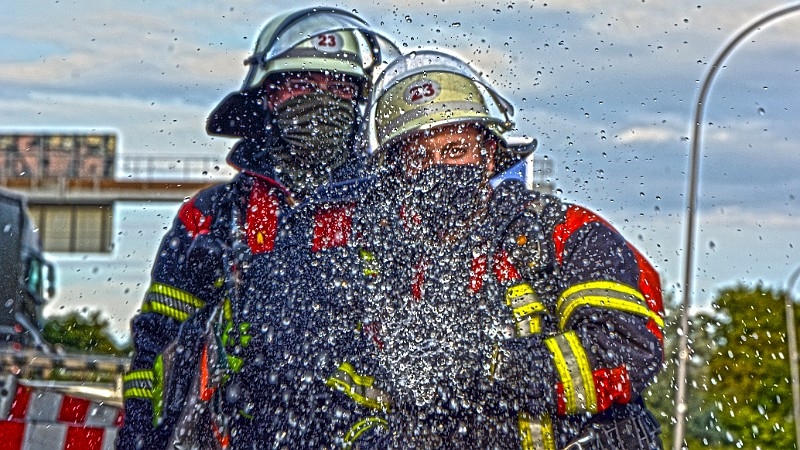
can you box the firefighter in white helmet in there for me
[117,8,399,449]
[350,50,665,448]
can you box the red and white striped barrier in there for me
[0,375,122,450]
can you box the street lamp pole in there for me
[786,266,800,448]
[672,4,800,449]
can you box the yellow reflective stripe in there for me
[514,315,542,337]
[123,369,154,382]
[327,377,389,411]
[514,300,546,319]
[507,283,545,337]
[489,343,501,379]
[518,411,535,450]
[213,276,224,289]
[544,336,574,413]
[359,248,375,262]
[518,411,556,450]
[506,283,535,305]
[559,280,642,303]
[327,362,391,411]
[360,248,380,276]
[223,297,233,321]
[343,416,387,448]
[540,413,556,450]
[148,282,206,309]
[123,388,153,400]
[141,301,190,322]
[152,354,165,424]
[564,331,597,413]
[141,283,206,322]
[545,332,595,414]
[123,370,154,400]
[527,316,542,335]
[338,361,375,387]
[557,281,664,330]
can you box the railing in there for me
[119,154,234,181]
[0,152,232,183]
[0,348,129,379]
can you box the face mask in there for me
[271,91,357,172]
[405,164,491,241]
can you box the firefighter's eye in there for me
[442,143,468,159]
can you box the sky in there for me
[2,0,799,341]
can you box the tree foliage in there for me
[43,309,131,357]
[704,284,798,449]
[646,284,800,449]
[645,292,725,449]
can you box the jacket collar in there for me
[227,137,366,203]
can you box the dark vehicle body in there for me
[0,188,55,350]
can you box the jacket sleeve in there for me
[495,204,664,417]
[117,190,227,450]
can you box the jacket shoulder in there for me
[490,180,565,280]
[188,177,246,213]
[491,180,565,241]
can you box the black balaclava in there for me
[403,164,492,243]
[269,90,358,197]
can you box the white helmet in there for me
[366,50,533,173]
[207,7,400,138]
[243,11,367,90]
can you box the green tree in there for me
[704,284,798,449]
[43,309,131,356]
[645,292,725,449]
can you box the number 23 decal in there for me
[312,33,343,52]
[317,34,337,47]
[405,80,441,104]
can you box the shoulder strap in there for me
[484,182,563,281]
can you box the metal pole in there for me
[786,266,800,448]
[672,4,800,449]
[525,153,535,191]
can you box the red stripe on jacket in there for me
[247,180,280,254]
[178,198,213,238]
[312,203,355,252]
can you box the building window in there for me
[29,204,113,253]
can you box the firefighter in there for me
[353,50,665,448]
[116,8,399,449]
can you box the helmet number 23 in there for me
[406,81,440,104]
[317,34,338,47]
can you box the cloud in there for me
[700,206,800,230]
[0,8,248,102]
[614,126,676,144]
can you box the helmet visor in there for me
[244,10,400,91]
